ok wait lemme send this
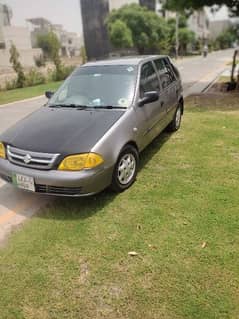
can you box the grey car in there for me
[0,56,183,196]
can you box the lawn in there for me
[0,81,62,105]
[1,93,239,319]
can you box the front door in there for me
[135,61,167,150]
[153,58,178,118]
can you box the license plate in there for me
[12,174,35,192]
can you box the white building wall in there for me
[2,26,32,50]
[188,6,232,40]
[209,20,231,39]
[0,48,42,68]
[109,0,138,11]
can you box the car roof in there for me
[82,55,169,67]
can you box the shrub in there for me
[25,68,46,87]
[49,65,75,82]
[80,46,87,64]
[5,79,18,90]
[34,54,46,68]
[9,44,26,88]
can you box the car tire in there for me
[167,104,182,132]
[110,145,139,193]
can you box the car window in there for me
[154,58,176,89]
[140,62,160,98]
[49,65,138,108]
[171,63,180,79]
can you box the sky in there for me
[2,0,83,35]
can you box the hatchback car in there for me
[0,56,183,196]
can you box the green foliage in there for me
[107,4,169,54]
[108,19,133,49]
[9,44,26,88]
[34,54,46,68]
[107,4,196,56]
[3,65,74,92]
[165,0,239,16]
[0,81,63,104]
[37,32,63,80]
[178,28,196,54]
[48,65,75,82]
[80,46,87,64]
[37,32,61,61]
[4,78,18,90]
[212,26,238,50]
[25,68,46,87]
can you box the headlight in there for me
[58,153,104,171]
[0,142,6,159]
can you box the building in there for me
[0,3,12,49]
[0,3,11,27]
[27,18,52,48]
[0,3,41,70]
[79,0,157,60]
[188,5,232,41]
[139,0,156,11]
[27,18,82,57]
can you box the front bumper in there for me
[0,158,114,197]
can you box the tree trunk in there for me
[229,49,238,91]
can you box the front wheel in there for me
[110,145,139,193]
[167,105,182,132]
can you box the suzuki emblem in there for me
[24,154,32,164]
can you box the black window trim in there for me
[139,60,161,97]
[153,57,176,91]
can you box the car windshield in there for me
[48,64,138,109]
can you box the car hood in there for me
[1,107,125,154]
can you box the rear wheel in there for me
[110,145,139,193]
[167,105,182,132]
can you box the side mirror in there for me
[138,91,159,107]
[45,91,54,99]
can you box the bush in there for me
[80,46,87,64]
[5,79,18,90]
[49,65,75,82]
[34,54,46,68]
[25,68,46,87]
[9,44,26,88]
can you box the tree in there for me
[107,4,169,54]
[80,46,88,64]
[37,32,63,80]
[215,27,236,49]
[165,0,239,16]
[9,44,26,88]
[108,19,133,49]
[178,28,196,54]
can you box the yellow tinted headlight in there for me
[0,142,6,159]
[58,153,104,171]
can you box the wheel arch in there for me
[179,96,184,115]
[121,141,139,154]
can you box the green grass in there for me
[1,94,239,318]
[227,59,239,66]
[0,81,62,105]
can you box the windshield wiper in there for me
[92,105,126,110]
[48,104,88,109]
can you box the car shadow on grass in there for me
[39,130,172,221]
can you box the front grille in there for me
[7,146,60,170]
[35,184,82,196]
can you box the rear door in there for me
[136,61,167,147]
[154,58,178,116]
